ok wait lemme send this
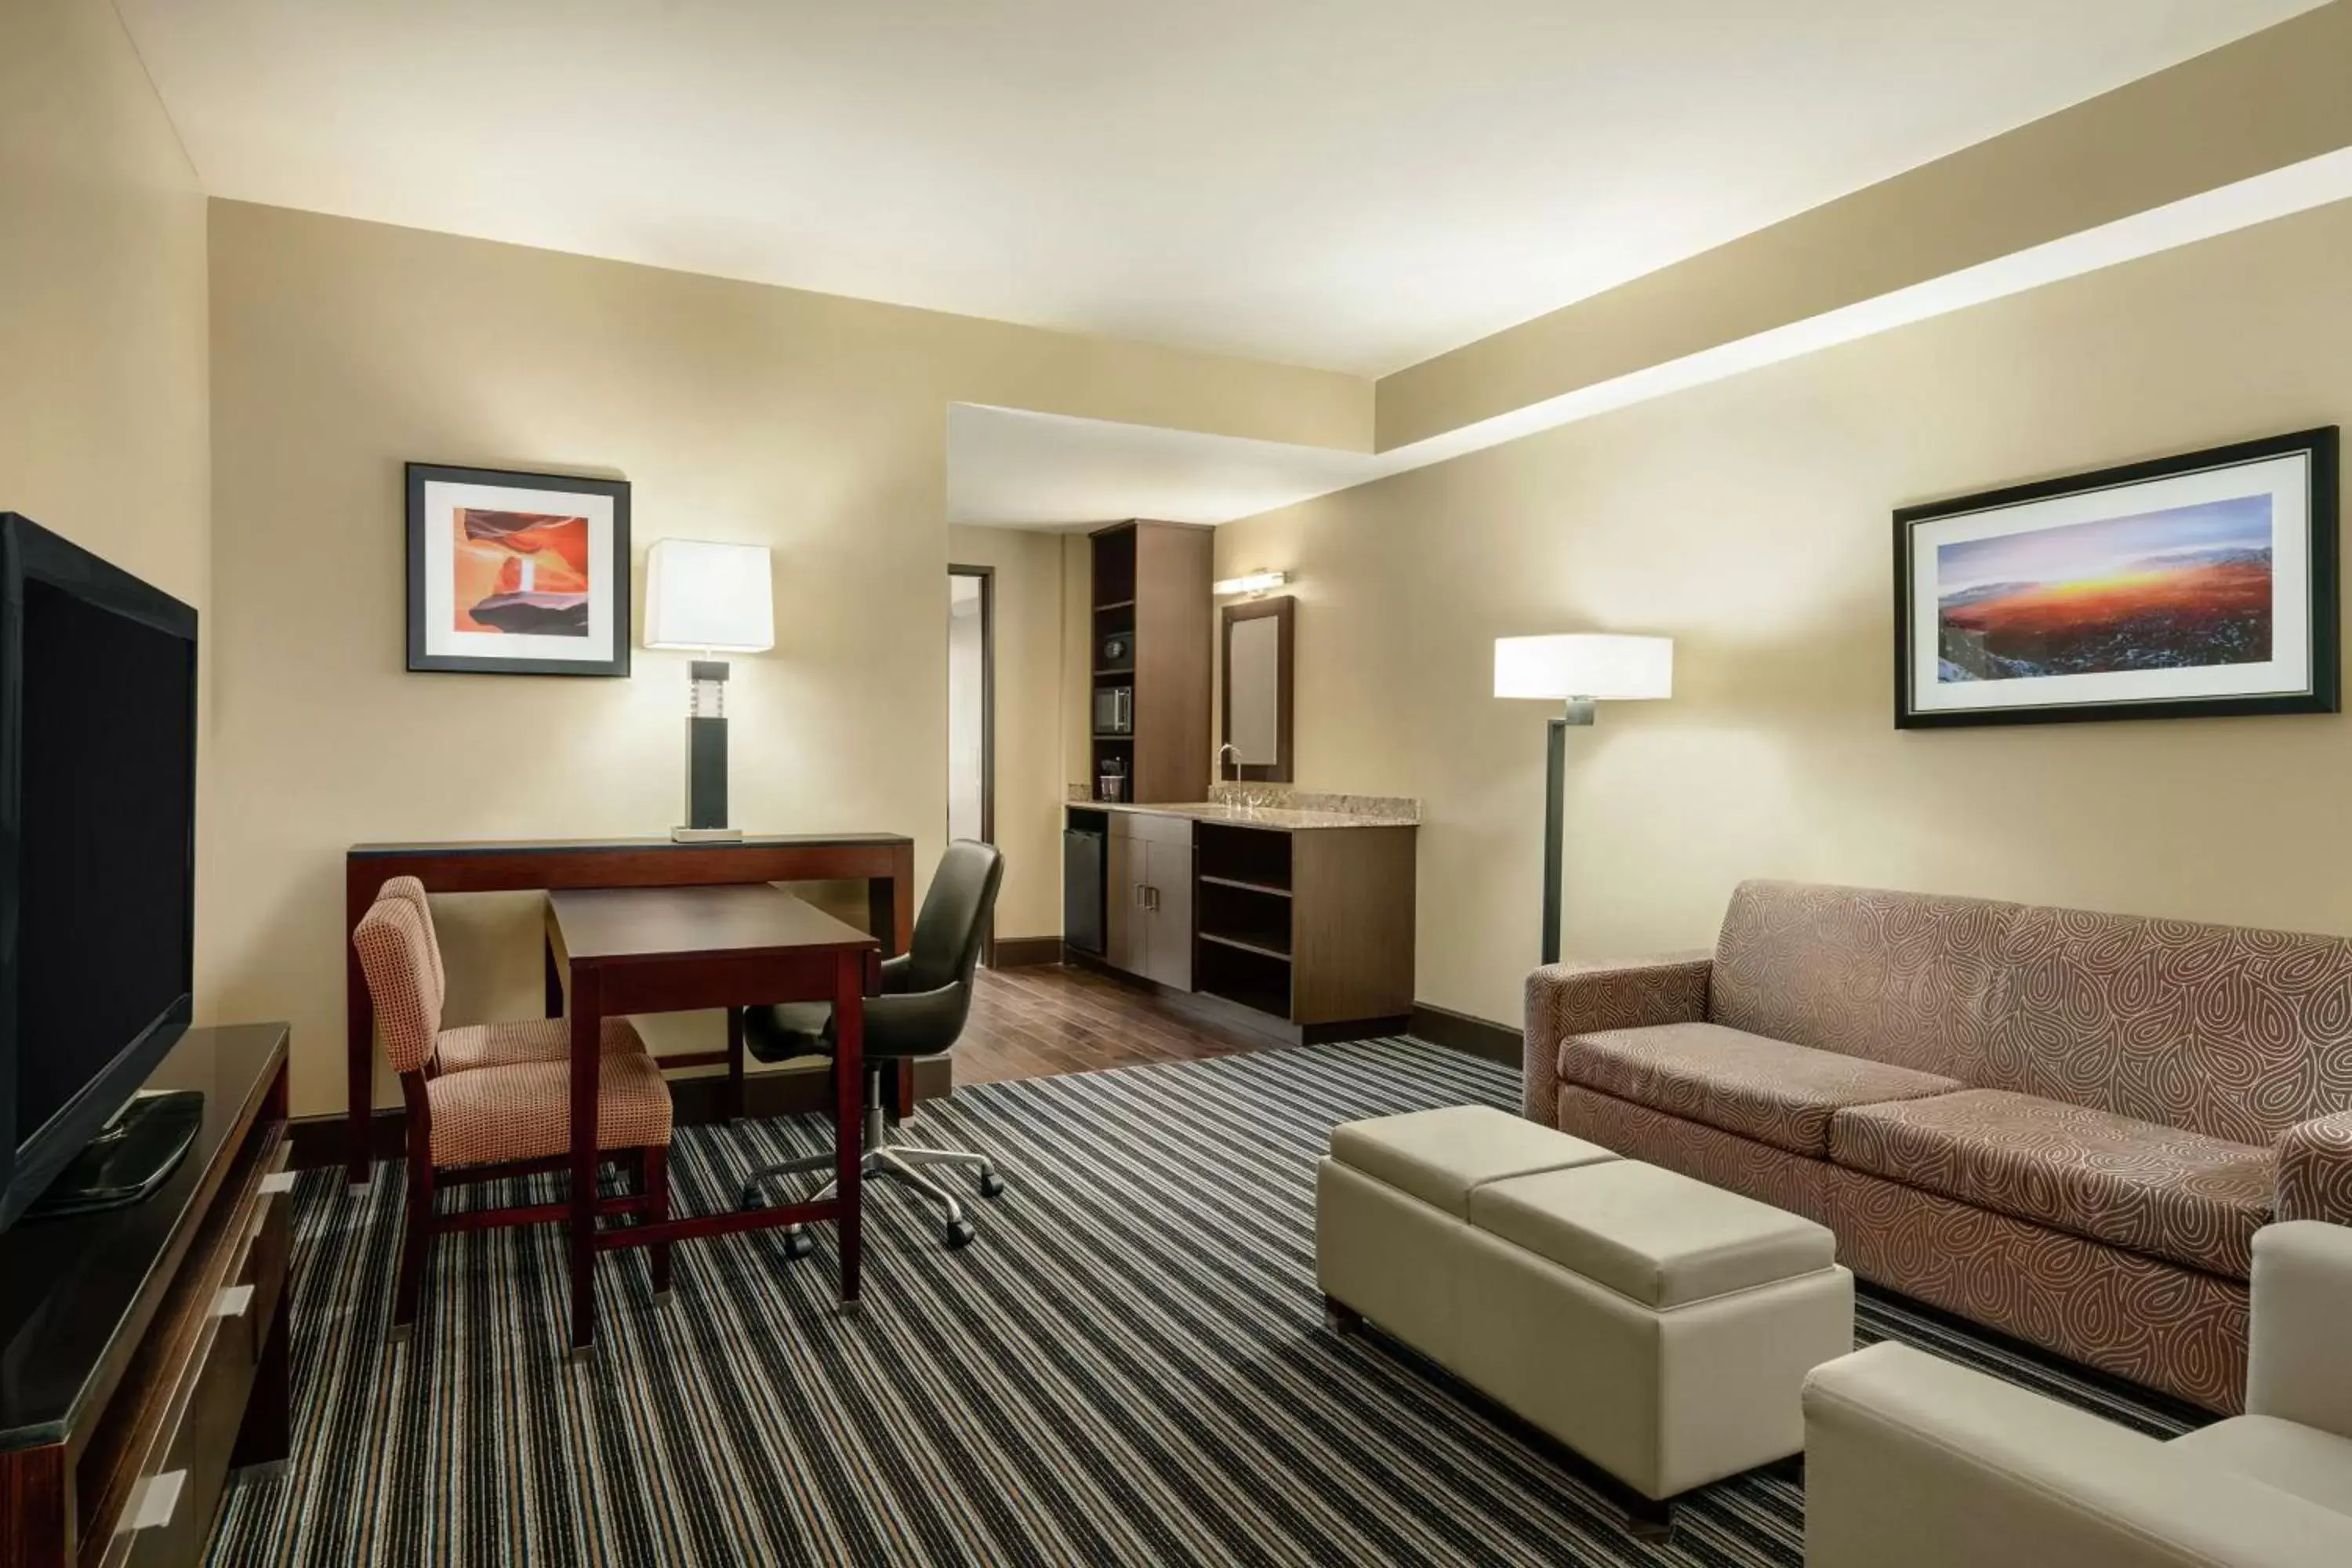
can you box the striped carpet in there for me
[209,1039,2208,1566]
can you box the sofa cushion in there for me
[1560,1022,1965,1156]
[1985,903,2352,1147]
[1709,880,2018,1082]
[1829,1089,2273,1278]
[1327,1106,1617,1218]
[1470,1158,1835,1308]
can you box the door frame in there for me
[948,563,996,967]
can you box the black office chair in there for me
[738,838,1006,1250]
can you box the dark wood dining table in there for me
[544,884,879,1352]
[343,833,915,1185]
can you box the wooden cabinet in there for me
[1071,807,1416,1042]
[1195,822,1415,1034]
[1087,521,1212,807]
[1105,811,1192,991]
[0,1025,292,1568]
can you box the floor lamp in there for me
[1494,633,1673,964]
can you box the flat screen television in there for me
[0,514,198,1231]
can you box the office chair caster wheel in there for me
[978,1171,1005,1199]
[780,1227,815,1259]
[945,1218,977,1250]
[738,1185,765,1211]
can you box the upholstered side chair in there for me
[352,876,677,1335]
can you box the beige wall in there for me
[206,201,1356,1114]
[1220,197,2352,1029]
[0,0,214,989]
[0,0,209,604]
[947,524,1072,941]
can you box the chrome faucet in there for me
[1216,746,1278,812]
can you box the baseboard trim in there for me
[285,1054,954,1173]
[1408,1001,1522,1066]
[989,935,1064,969]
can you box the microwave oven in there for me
[1094,685,1134,735]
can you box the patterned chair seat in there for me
[1560,1022,1964,1156]
[437,1015,644,1074]
[426,1051,675,1168]
[1829,1088,2274,1279]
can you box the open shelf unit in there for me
[1196,938,1292,1020]
[1086,521,1211,805]
[1199,873,1290,898]
[1194,822,1295,1015]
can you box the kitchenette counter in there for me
[1076,784,1418,832]
[1062,788,1416,1041]
[1091,800,1418,831]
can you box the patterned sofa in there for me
[1523,880,2352,1414]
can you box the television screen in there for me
[0,514,198,1230]
[12,576,196,1145]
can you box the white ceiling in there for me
[115,0,2321,376]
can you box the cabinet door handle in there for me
[1146,886,1161,912]
[1134,883,1149,907]
[212,1284,255,1319]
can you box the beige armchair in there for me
[1802,1221,2352,1568]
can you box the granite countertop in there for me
[1077,799,1411,832]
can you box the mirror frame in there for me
[1220,594,1294,782]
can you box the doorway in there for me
[948,564,994,964]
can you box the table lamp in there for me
[1494,633,1672,964]
[644,539,775,842]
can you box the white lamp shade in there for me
[1494,633,1672,701]
[643,539,775,652]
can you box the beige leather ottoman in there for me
[1316,1105,1854,1515]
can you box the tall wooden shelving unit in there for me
[1090,521,1213,805]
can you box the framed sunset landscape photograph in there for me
[1895,428,2338,728]
[405,463,631,676]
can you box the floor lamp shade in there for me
[1494,633,1672,702]
[1494,633,1674,966]
[643,540,775,840]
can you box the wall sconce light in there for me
[1214,569,1290,598]
[644,539,775,842]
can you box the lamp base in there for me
[670,826,746,844]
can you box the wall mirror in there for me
[1221,595,1294,782]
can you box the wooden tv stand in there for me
[0,1025,292,1568]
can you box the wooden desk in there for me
[545,886,877,1351]
[344,833,915,1182]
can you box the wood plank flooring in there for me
[953,960,1276,1085]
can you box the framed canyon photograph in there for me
[1895,427,2339,728]
[405,463,631,676]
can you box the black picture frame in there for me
[405,463,631,677]
[1893,426,2339,729]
